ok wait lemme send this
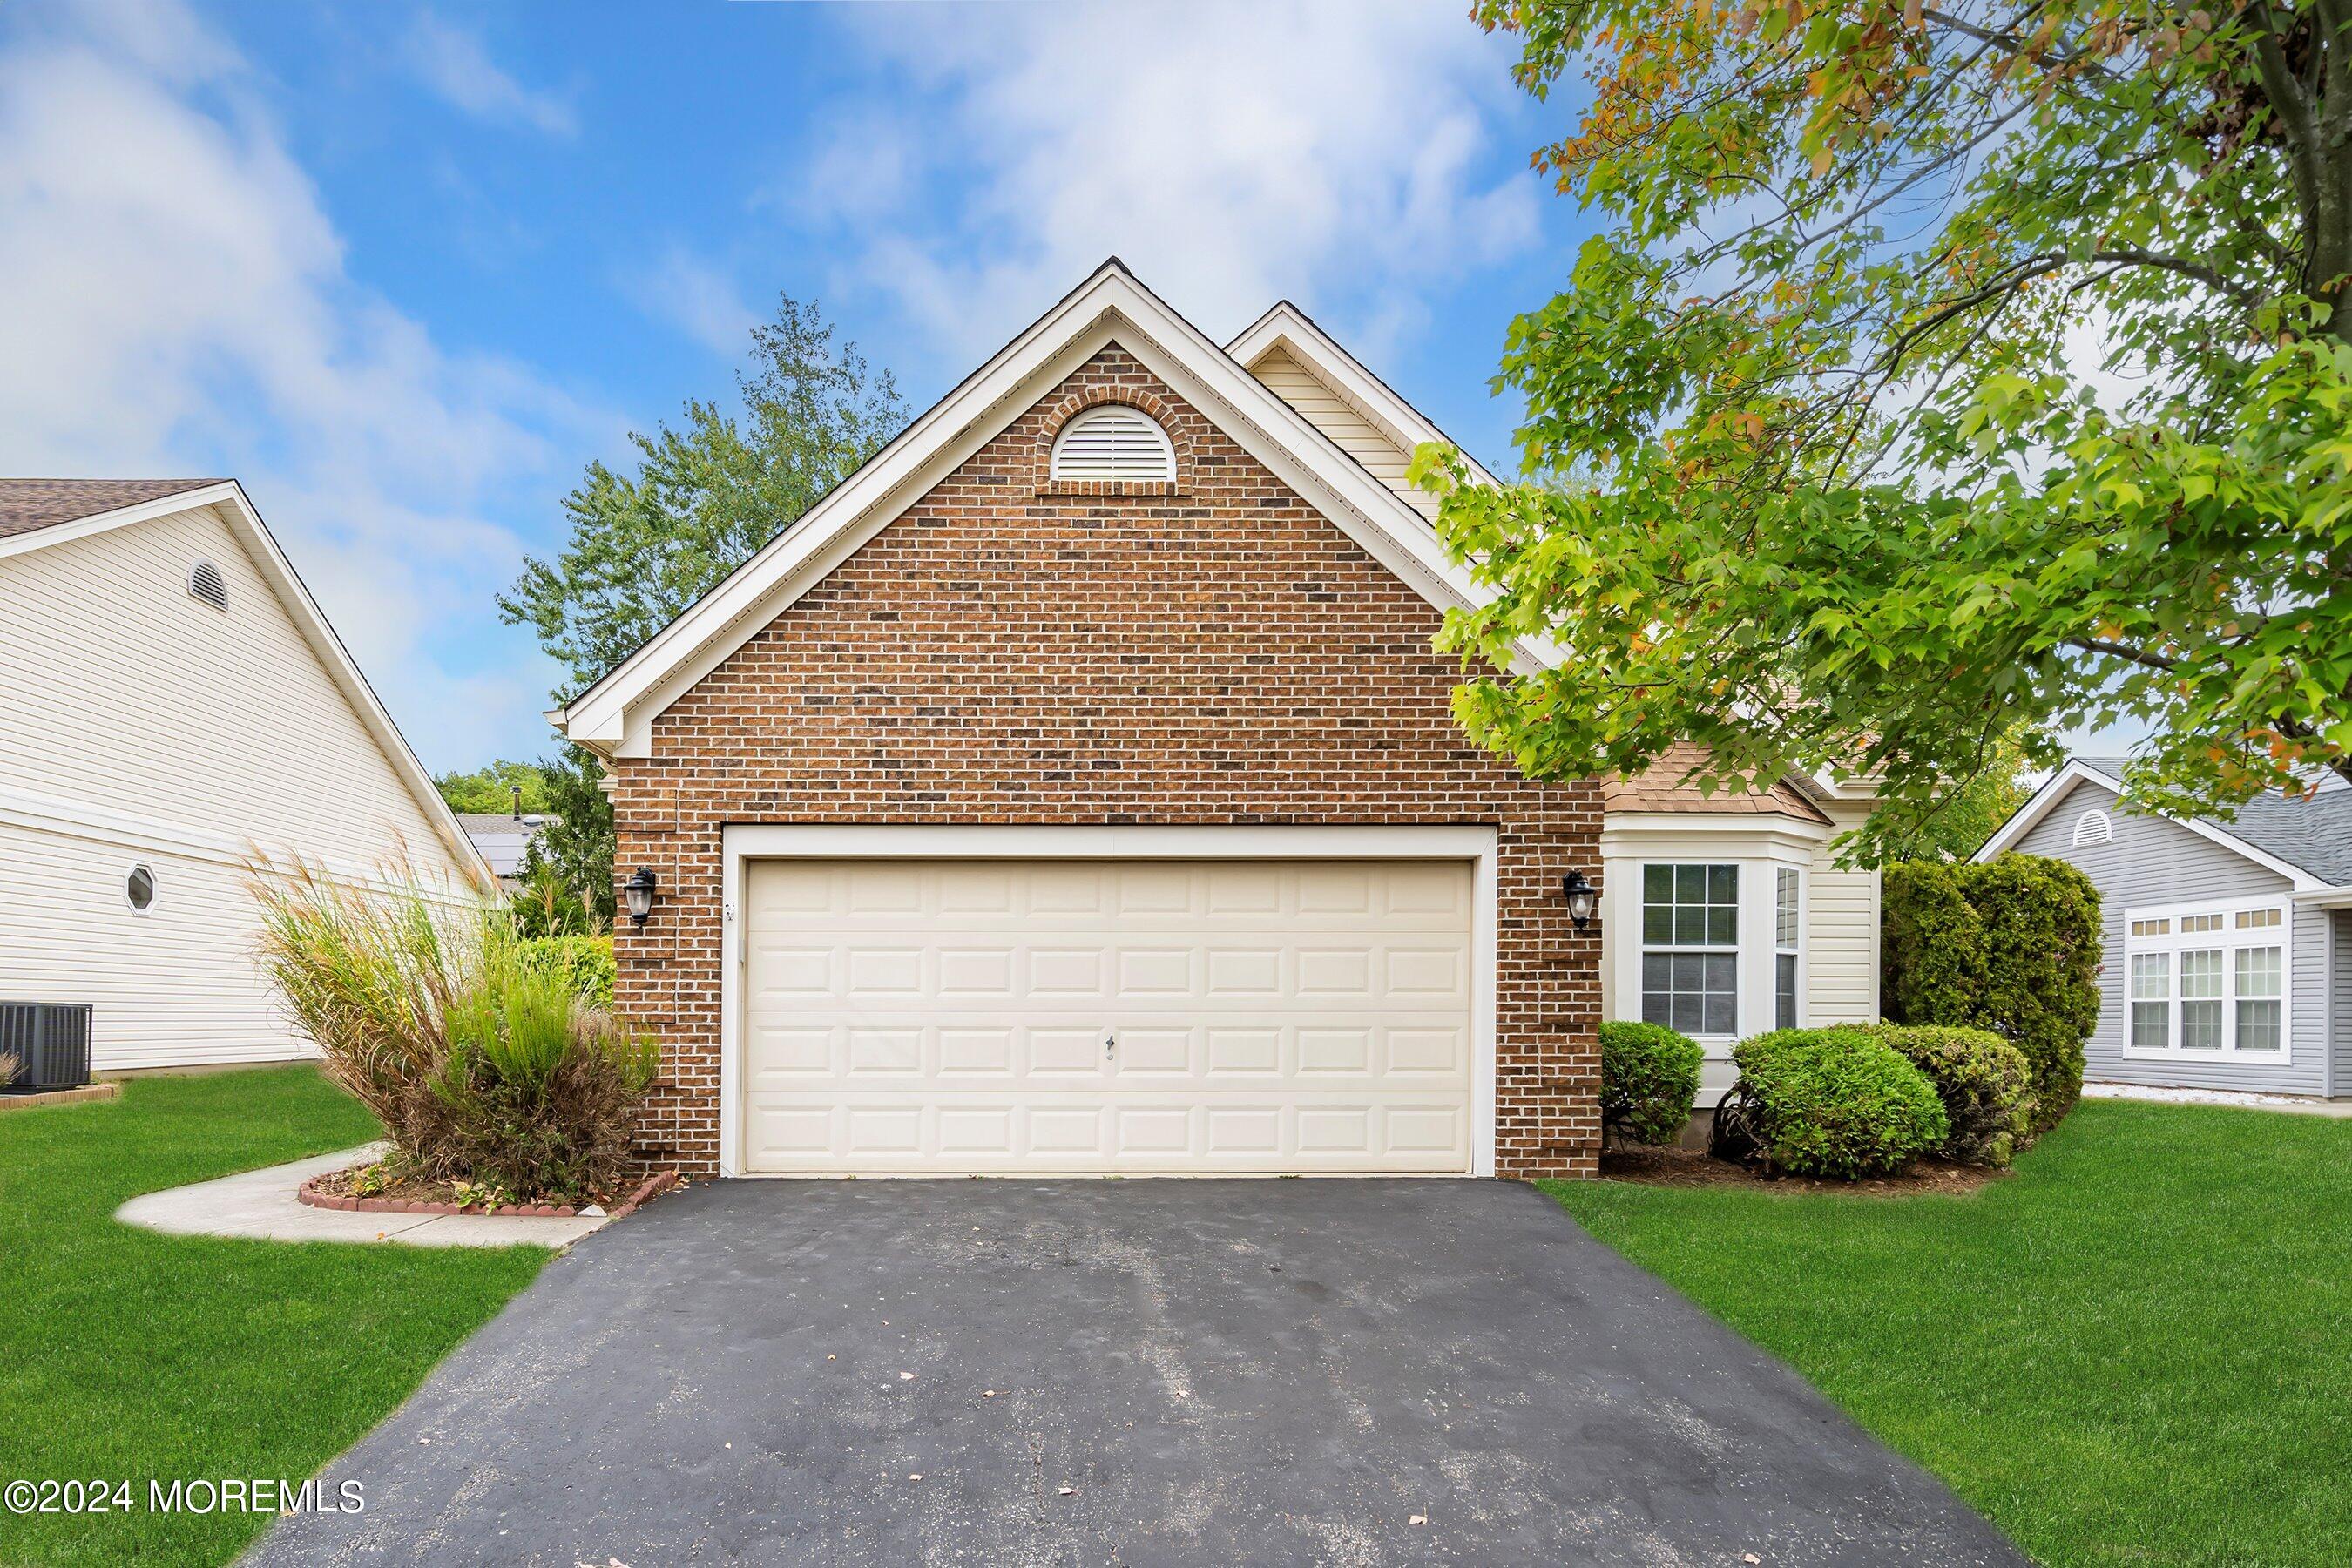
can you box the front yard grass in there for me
[0,1066,550,1568]
[1544,1098,2352,1568]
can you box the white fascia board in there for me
[566,262,1544,756]
[1227,302,1504,490]
[1974,759,2327,890]
[0,481,490,885]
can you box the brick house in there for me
[551,261,1882,1180]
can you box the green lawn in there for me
[1544,1099,2352,1568]
[0,1067,549,1568]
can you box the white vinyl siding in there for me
[1804,800,1881,1023]
[2011,777,2327,1094]
[0,822,299,1070]
[0,501,470,1071]
[1249,348,1440,519]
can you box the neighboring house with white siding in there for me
[1976,757,2352,1099]
[0,478,490,1074]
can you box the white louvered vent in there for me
[1051,405,1175,483]
[2072,809,2112,847]
[187,559,227,612]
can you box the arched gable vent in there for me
[187,559,228,612]
[2072,808,2112,848]
[1050,405,1174,483]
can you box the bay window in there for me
[2121,900,2289,1058]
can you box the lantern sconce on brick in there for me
[622,866,659,929]
[1560,869,1598,931]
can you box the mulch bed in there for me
[299,1166,678,1219]
[1598,1143,2007,1196]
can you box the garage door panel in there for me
[742,859,1476,1174]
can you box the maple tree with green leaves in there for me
[1423,0,2352,860]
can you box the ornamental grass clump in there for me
[249,855,657,1203]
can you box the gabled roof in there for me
[551,259,1543,759]
[1974,756,2347,891]
[0,478,224,541]
[1225,301,1503,490]
[0,479,492,887]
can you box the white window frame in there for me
[1774,865,1803,1031]
[125,862,157,916]
[2119,894,2291,1062]
[1637,862,1744,1040]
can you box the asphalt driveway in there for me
[248,1179,2024,1566]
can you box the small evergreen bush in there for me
[1855,1022,2032,1166]
[1882,855,2099,1132]
[1599,1020,1705,1146]
[1713,1027,1947,1179]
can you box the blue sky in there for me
[0,0,1599,772]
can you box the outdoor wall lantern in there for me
[1560,869,1598,931]
[622,867,659,929]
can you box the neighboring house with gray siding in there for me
[1977,758,2352,1099]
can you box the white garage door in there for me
[740,858,1476,1174]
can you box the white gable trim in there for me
[553,260,1541,759]
[1974,760,2327,891]
[1227,301,1503,490]
[1,480,491,887]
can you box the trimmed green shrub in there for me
[1882,854,2100,1133]
[514,935,616,1008]
[1713,1027,1947,1179]
[1854,1022,2033,1166]
[1599,1020,1705,1146]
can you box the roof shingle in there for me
[1602,742,1833,825]
[0,478,224,542]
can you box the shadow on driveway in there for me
[247,1179,2024,1565]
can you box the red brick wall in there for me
[610,347,1601,1178]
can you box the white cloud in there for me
[0,0,595,767]
[405,10,577,139]
[628,245,760,360]
[828,0,1541,361]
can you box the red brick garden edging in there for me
[296,1167,679,1220]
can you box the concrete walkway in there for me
[2084,1081,2352,1118]
[116,1145,606,1248]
